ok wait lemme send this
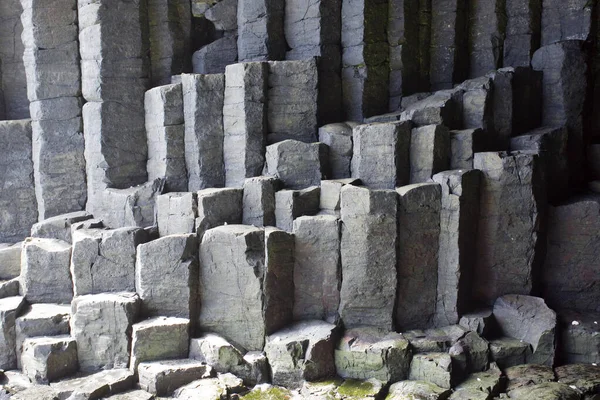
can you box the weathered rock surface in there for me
[21,335,78,384]
[386,380,452,400]
[130,317,189,373]
[410,125,451,183]
[508,382,581,400]
[505,364,555,392]
[196,188,243,239]
[137,359,212,396]
[0,243,22,280]
[243,176,279,227]
[555,364,600,399]
[557,309,600,364]
[30,212,93,244]
[0,296,25,370]
[319,123,355,179]
[489,337,532,369]
[156,192,197,237]
[51,369,135,399]
[275,186,320,232]
[265,140,323,189]
[409,353,455,389]
[237,0,285,61]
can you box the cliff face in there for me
[0,0,599,398]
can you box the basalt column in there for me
[21,0,87,219]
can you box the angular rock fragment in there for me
[403,325,468,354]
[223,62,268,187]
[243,176,279,227]
[264,320,337,389]
[387,380,452,400]
[196,188,243,239]
[450,331,490,376]
[275,186,320,232]
[557,309,600,364]
[459,309,496,338]
[468,0,506,78]
[265,140,323,189]
[22,336,78,384]
[231,351,270,386]
[433,170,481,326]
[293,215,341,322]
[174,374,245,399]
[318,123,356,179]
[493,295,557,365]
[452,363,504,399]
[555,364,600,399]
[101,179,164,229]
[237,0,285,61]
[189,334,244,373]
[137,359,212,396]
[130,317,189,373]
[71,227,147,297]
[0,243,22,280]
[335,327,411,383]
[505,364,555,392]
[156,192,198,237]
[0,278,19,299]
[409,353,455,389]
[136,235,198,319]
[182,73,225,190]
[504,0,541,67]
[22,238,72,304]
[351,122,411,189]
[192,36,238,75]
[319,179,360,216]
[541,0,594,45]
[489,337,532,369]
[31,212,93,244]
[410,125,450,184]
[71,292,141,371]
[396,183,441,330]
[450,129,485,169]
[400,90,463,129]
[0,296,25,370]
[51,369,135,399]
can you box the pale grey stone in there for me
[22,335,77,384]
[265,140,323,189]
[409,353,455,389]
[554,364,600,399]
[403,324,468,354]
[101,179,164,229]
[195,188,243,239]
[237,0,285,61]
[275,186,320,232]
[137,359,212,396]
[264,320,337,389]
[135,234,198,319]
[0,278,20,298]
[192,36,238,75]
[51,369,135,399]
[189,333,244,373]
[400,90,463,129]
[410,124,450,184]
[0,296,25,370]
[130,317,189,373]
[459,309,495,338]
[339,186,397,330]
[505,364,555,392]
[387,380,451,400]
[231,351,270,386]
[452,363,503,398]
[21,238,72,304]
[0,243,22,280]
[450,128,485,170]
[319,179,360,216]
[30,212,92,244]
[489,337,532,369]
[156,192,197,237]
[174,374,245,400]
[242,176,279,227]
[71,292,140,371]
[508,382,581,400]
[318,123,355,179]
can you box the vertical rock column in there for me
[79,0,150,217]
[237,0,285,62]
[147,0,191,85]
[432,170,481,326]
[430,0,468,90]
[339,186,397,330]
[284,0,342,123]
[473,151,546,305]
[0,0,29,119]
[223,62,267,187]
[468,0,506,78]
[503,0,541,67]
[341,0,389,121]
[21,0,87,220]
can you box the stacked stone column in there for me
[504,0,541,67]
[468,0,506,78]
[21,0,86,220]
[237,0,285,62]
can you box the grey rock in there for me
[557,309,600,364]
[396,183,441,331]
[189,333,244,373]
[433,170,481,327]
[237,0,285,61]
[136,234,198,319]
[511,126,568,202]
[487,68,514,148]
[336,379,385,399]
[403,325,469,354]
[473,152,546,304]
[459,309,496,338]
[450,129,486,170]
[267,60,319,144]
[275,186,320,232]
[231,351,270,386]
[11,386,60,400]
[409,352,455,389]
[21,335,77,384]
[137,359,212,396]
[156,192,197,237]
[242,176,279,227]
[386,380,452,400]
[544,196,600,312]
[30,212,93,244]
[400,90,463,129]
[0,121,37,243]
[0,296,25,370]
[265,140,323,189]
[555,364,600,399]
[174,374,245,400]
[505,364,555,392]
[351,122,411,189]
[319,179,361,216]
[318,123,355,179]
[21,238,72,304]
[541,0,593,45]
[511,67,542,136]
[504,0,541,67]
[339,186,397,330]
[457,77,493,134]
[196,188,243,239]
[104,390,155,400]
[223,62,268,187]
[0,243,22,280]
[264,320,337,389]
[0,278,19,299]
[410,125,450,184]
[453,363,504,398]
[205,0,238,32]
[101,179,165,229]
[71,292,140,371]
[335,327,411,383]
[293,215,341,322]
[15,303,71,369]
[489,337,532,369]
[51,369,135,399]
[192,36,238,75]
[450,331,490,377]
[182,73,225,191]
[508,382,581,400]
[130,317,189,373]
[71,227,148,297]
[494,295,556,366]
[467,0,506,78]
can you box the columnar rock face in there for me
[199,225,292,351]
[473,152,546,305]
[195,188,243,238]
[223,62,267,187]
[532,41,587,186]
[130,317,189,373]
[450,129,485,169]
[237,0,285,62]
[319,179,360,216]
[101,179,165,229]
[31,211,92,243]
[339,186,397,330]
[135,234,198,319]
[0,296,25,370]
[22,238,72,304]
[396,183,441,331]
[433,170,481,327]
[265,140,323,189]
[145,83,186,192]
[293,215,341,323]
[21,0,86,220]
[182,73,225,191]
[243,176,278,227]
[71,292,141,371]
[137,359,211,395]
[275,186,320,232]
[147,0,191,85]
[351,122,411,189]
[21,335,78,384]
[156,192,197,236]
[70,227,147,297]
[284,0,342,123]
[0,243,22,280]
[468,0,506,78]
[430,0,468,91]
[400,90,463,129]
[267,60,318,144]
[544,196,600,312]
[341,0,389,120]
[410,124,451,183]
[488,68,514,147]
[511,67,542,135]
[541,0,593,46]
[318,123,356,179]
[79,0,149,216]
[0,120,36,242]
[504,0,541,67]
